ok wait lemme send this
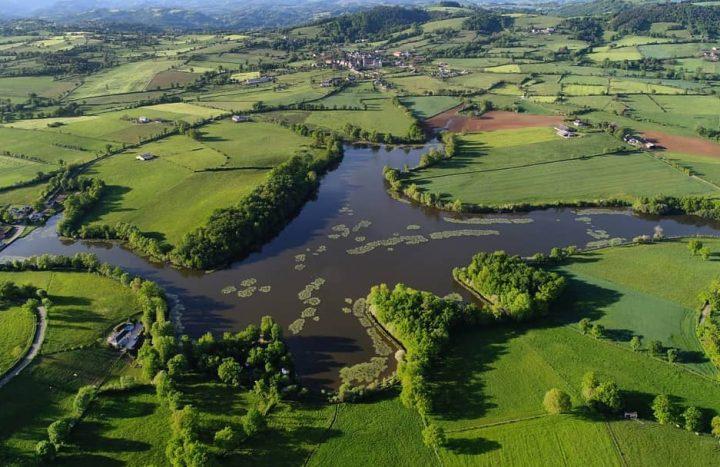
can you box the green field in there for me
[0,304,36,375]
[407,127,716,207]
[0,270,140,462]
[83,121,315,245]
[400,95,461,119]
[69,60,183,99]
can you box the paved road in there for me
[0,306,47,388]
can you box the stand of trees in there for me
[697,278,720,371]
[610,3,720,38]
[57,177,105,237]
[319,6,431,43]
[453,251,566,320]
[632,196,720,222]
[173,139,342,269]
[462,10,513,34]
[367,283,481,418]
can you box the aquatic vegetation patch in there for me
[221,285,237,294]
[339,205,355,216]
[339,356,388,385]
[586,237,626,249]
[352,298,367,318]
[344,298,353,304]
[428,229,499,240]
[406,224,421,230]
[575,216,592,224]
[329,224,351,239]
[575,208,632,216]
[297,277,326,301]
[443,216,533,225]
[366,327,393,356]
[294,264,306,271]
[347,235,429,255]
[259,285,271,293]
[304,297,321,306]
[312,316,320,322]
[352,220,372,232]
[342,307,352,314]
[240,278,257,287]
[301,307,317,318]
[289,318,305,335]
[237,286,257,298]
[295,254,306,262]
[586,229,610,240]
[355,236,366,242]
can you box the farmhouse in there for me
[137,116,150,124]
[231,115,250,123]
[107,321,144,351]
[136,152,156,161]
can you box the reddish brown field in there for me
[426,108,564,132]
[145,70,198,90]
[642,131,720,158]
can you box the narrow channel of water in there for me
[3,144,720,388]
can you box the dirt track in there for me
[642,131,720,158]
[426,108,564,132]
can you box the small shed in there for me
[624,412,638,420]
[231,115,250,123]
[136,153,155,161]
[138,116,150,124]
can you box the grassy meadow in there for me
[0,304,36,375]
[408,127,716,207]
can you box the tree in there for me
[699,247,711,260]
[214,426,240,450]
[579,318,591,334]
[711,415,720,438]
[543,388,572,414]
[649,340,663,355]
[666,348,678,363]
[595,381,622,413]
[217,358,243,387]
[138,343,162,380]
[242,408,265,438]
[73,385,97,415]
[422,423,446,449]
[47,417,73,447]
[688,239,703,256]
[630,336,642,351]
[683,406,703,432]
[590,323,605,339]
[581,371,599,403]
[35,440,56,461]
[652,394,673,424]
[167,354,188,377]
[153,335,178,364]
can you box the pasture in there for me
[400,95,461,119]
[69,60,183,99]
[0,304,36,375]
[407,128,716,206]
[83,121,315,245]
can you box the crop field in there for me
[427,275,720,464]
[408,128,716,206]
[400,95,461,119]
[301,99,416,138]
[639,43,715,59]
[6,104,223,144]
[561,239,720,376]
[309,396,435,466]
[0,76,77,102]
[388,74,467,94]
[145,70,198,90]
[422,17,467,32]
[69,60,183,99]
[82,121,312,244]
[588,46,643,62]
[0,126,111,163]
[0,304,35,375]
[0,155,49,190]
[448,72,525,90]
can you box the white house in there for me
[231,115,250,123]
[136,153,155,161]
[138,116,150,124]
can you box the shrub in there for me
[579,318,591,334]
[666,348,678,363]
[652,394,673,424]
[242,408,265,438]
[35,440,56,461]
[422,423,446,449]
[683,406,703,432]
[47,417,74,447]
[711,415,720,438]
[73,385,97,416]
[630,336,642,351]
[214,426,240,450]
[218,358,243,387]
[543,388,572,414]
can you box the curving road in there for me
[0,306,47,388]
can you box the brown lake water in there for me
[3,144,720,389]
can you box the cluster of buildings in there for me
[702,47,719,62]
[530,27,556,35]
[624,134,657,149]
[315,50,384,71]
[245,75,273,86]
[137,116,165,124]
[434,62,465,80]
[554,124,577,139]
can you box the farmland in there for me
[1,2,720,466]
[406,127,715,207]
